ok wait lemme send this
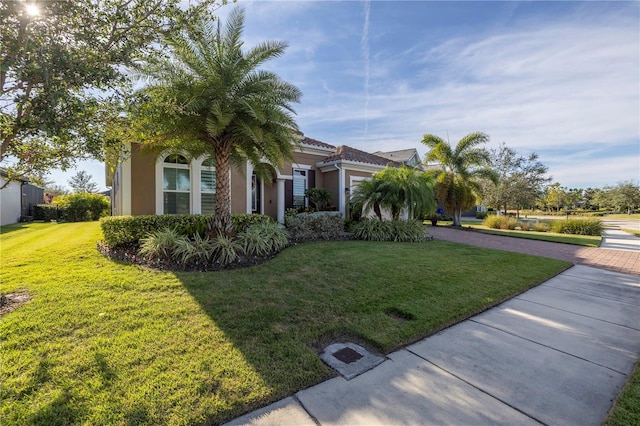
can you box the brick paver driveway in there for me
[428,226,640,277]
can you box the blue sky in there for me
[55,0,639,191]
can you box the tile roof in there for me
[300,137,336,150]
[322,145,402,167]
[373,148,419,163]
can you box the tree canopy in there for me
[482,143,551,216]
[0,0,225,183]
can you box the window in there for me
[201,158,216,214]
[163,154,190,214]
[293,169,307,208]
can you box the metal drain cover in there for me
[332,347,364,364]
[320,342,385,380]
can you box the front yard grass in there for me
[606,360,640,425]
[1,222,570,425]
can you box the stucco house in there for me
[108,136,406,223]
[0,168,44,226]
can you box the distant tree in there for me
[68,171,98,193]
[1,0,224,183]
[422,132,497,226]
[483,143,551,217]
[610,181,640,214]
[565,188,583,210]
[43,184,69,204]
[583,187,602,210]
[545,182,567,212]
[136,7,301,235]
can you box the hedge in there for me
[284,211,344,241]
[100,213,272,248]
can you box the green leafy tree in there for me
[610,181,640,214]
[483,143,550,217]
[0,0,224,184]
[137,7,301,234]
[422,132,497,226]
[68,170,98,193]
[545,182,567,212]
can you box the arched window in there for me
[200,158,216,214]
[163,154,190,214]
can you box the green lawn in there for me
[1,222,571,425]
[606,360,640,426]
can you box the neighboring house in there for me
[0,168,44,226]
[107,136,404,223]
[373,148,423,170]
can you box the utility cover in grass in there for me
[320,342,384,380]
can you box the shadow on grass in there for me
[170,240,571,423]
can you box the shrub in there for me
[483,216,518,230]
[237,222,289,256]
[519,221,532,231]
[100,213,270,248]
[53,193,110,222]
[533,222,550,232]
[304,187,332,211]
[550,219,602,236]
[231,213,272,233]
[173,233,215,263]
[139,228,183,260]
[211,235,241,266]
[284,211,343,241]
[33,204,62,221]
[475,211,488,220]
[351,219,427,242]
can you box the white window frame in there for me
[198,157,216,215]
[293,168,308,209]
[160,153,192,215]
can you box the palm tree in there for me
[350,166,435,221]
[376,166,436,220]
[422,132,497,227]
[138,7,301,235]
[350,176,386,220]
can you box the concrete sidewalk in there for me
[227,265,640,426]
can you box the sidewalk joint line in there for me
[539,284,639,307]
[293,394,321,426]
[469,320,628,376]
[513,297,640,331]
[403,348,547,426]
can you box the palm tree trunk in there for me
[453,209,462,227]
[209,141,233,236]
[373,203,382,221]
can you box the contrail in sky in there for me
[361,0,370,143]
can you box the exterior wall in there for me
[229,167,247,214]
[131,145,157,215]
[263,180,278,218]
[0,178,22,226]
[322,170,339,211]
